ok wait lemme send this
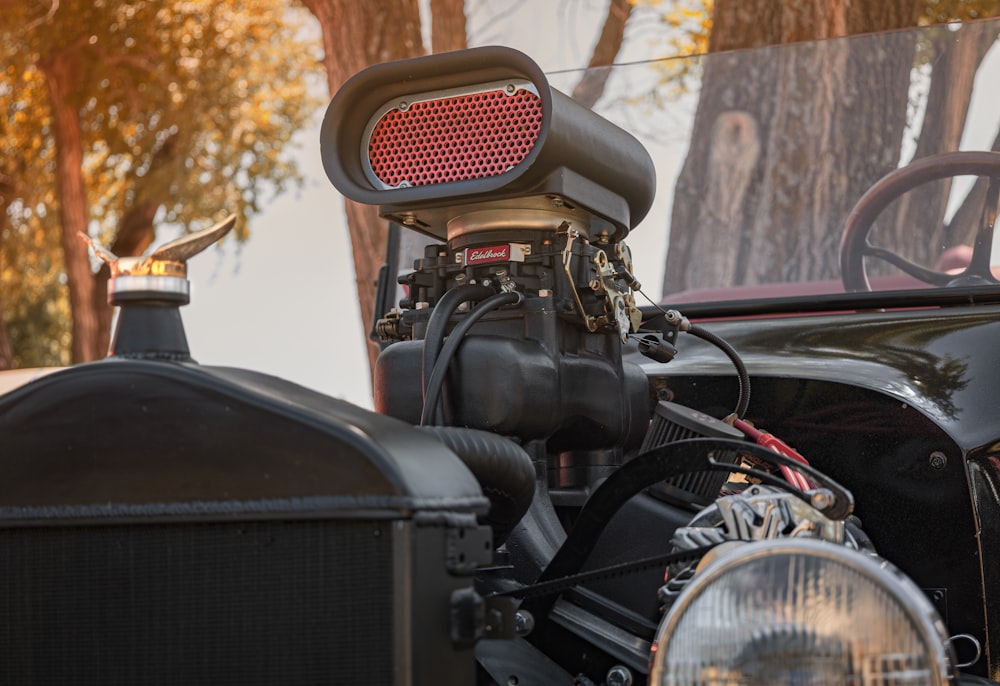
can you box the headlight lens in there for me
[649,538,955,685]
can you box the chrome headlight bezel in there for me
[649,537,956,685]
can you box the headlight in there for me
[649,538,956,685]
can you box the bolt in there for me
[810,489,834,511]
[606,665,633,686]
[401,215,416,226]
[398,100,409,111]
[550,196,565,208]
[506,83,516,94]
[929,451,948,470]
[513,610,534,636]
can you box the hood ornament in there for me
[81,214,237,360]
[81,214,236,305]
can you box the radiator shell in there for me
[0,360,489,685]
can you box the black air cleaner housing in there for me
[320,46,656,241]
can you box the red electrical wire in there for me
[731,417,812,490]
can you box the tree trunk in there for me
[430,0,467,53]
[40,49,102,363]
[708,0,918,50]
[663,0,922,298]
[91,199,160,354]
[92,131,179,354]
[0,296,12,371]
[0,176,13,370]
[303,0,427,374]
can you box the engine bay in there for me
[4,21,1000,686]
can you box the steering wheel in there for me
[840,151,1000,292]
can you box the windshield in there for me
[547,18,1000,311]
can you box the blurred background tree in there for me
[3,0,999,377]
[0,0,321,367]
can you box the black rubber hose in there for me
[420,291,523,426]
[421,284,496,399]
[687,324,751,419]
[416,425,536,546]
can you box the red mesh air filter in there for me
[367,87,543,189]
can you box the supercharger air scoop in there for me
[81,215,236,360]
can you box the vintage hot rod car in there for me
[3,16,1000,686]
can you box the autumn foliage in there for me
[1,0,320,367]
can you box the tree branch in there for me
[571,0,633,109]
[23,0,59,32]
